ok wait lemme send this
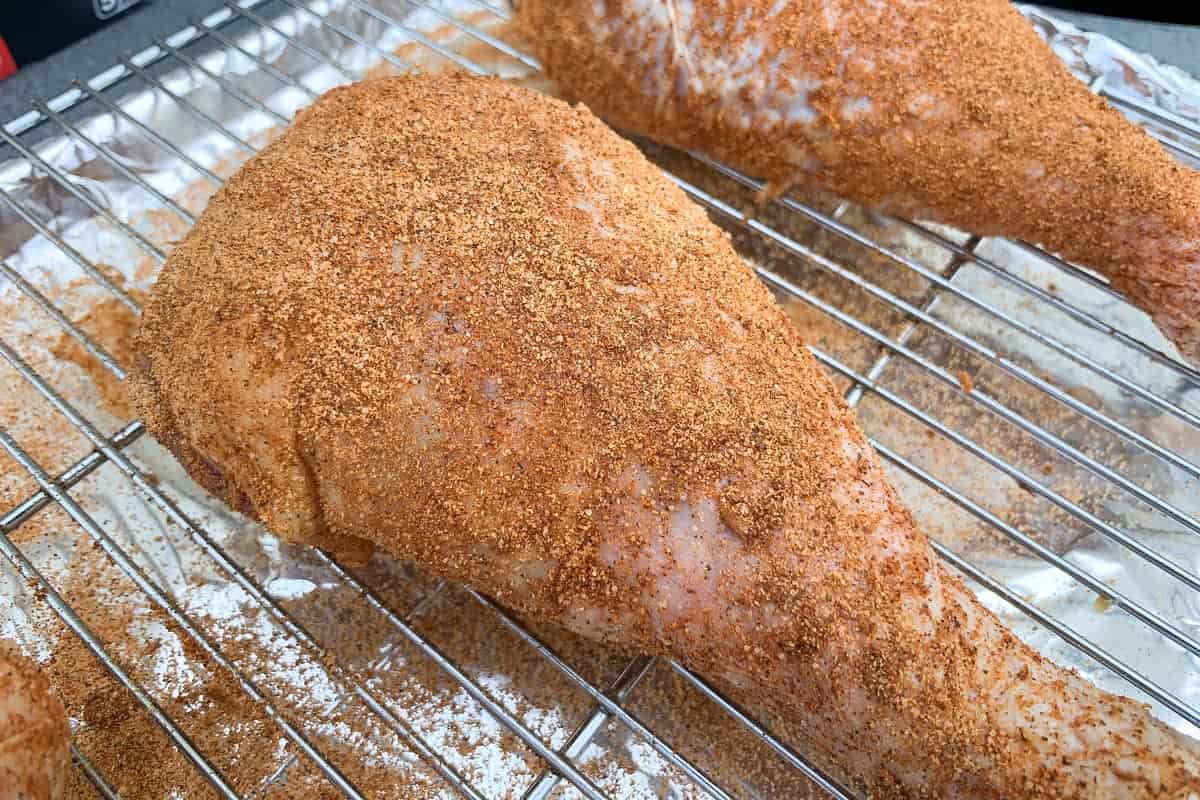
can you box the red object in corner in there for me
[0,35,17,80]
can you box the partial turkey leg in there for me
[0,641,69,800]
[515,0,1200,364]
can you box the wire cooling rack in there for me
[1,2,1199,798]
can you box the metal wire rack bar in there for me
[1105,93,1200,163]
[341,0,488,74]
[397,0,537,69]
[118,55,259,155]
[252,582,459,798]
[192,17,324,103]
[1104,88,1200,142]
[224,1,361,84]
[841,233,981,407]
[0,260,127,379]
[1012,237,1120,293]
[72,78,226,186]
[310,551,612,800]
[460,0,511,21]
[664,661,856,800]
[744,261,1200,658]
[0,1,273,139]
[202,5,438,111]
[694,154,1200,434]
[1,2,1198,798]
[274,0,415,73]
[0,306,501,798]
[0,186,142,312]
[32,100,197,225]
[0,345,369,800]
[226,0,489,104]
[0,422,143,534]
[668,174,1200,589]
[0,125,168,263]
[461,588,762,800]
[0,430,240,800]
[889,216,1200,385]
[152,38,291,126]
[72,744,121,800]
[521,655,656,800]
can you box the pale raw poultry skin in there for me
[129,76,1200,799]
[514,0,1200,365]
[0,642,69,800]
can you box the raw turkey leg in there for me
[514,0,1200,365]
[129,75,1200,799]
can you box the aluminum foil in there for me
[0,2,1198,797]
[1022,5,1200,120]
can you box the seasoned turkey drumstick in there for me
[515,0,1200,365]
[130,76,1200,799]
